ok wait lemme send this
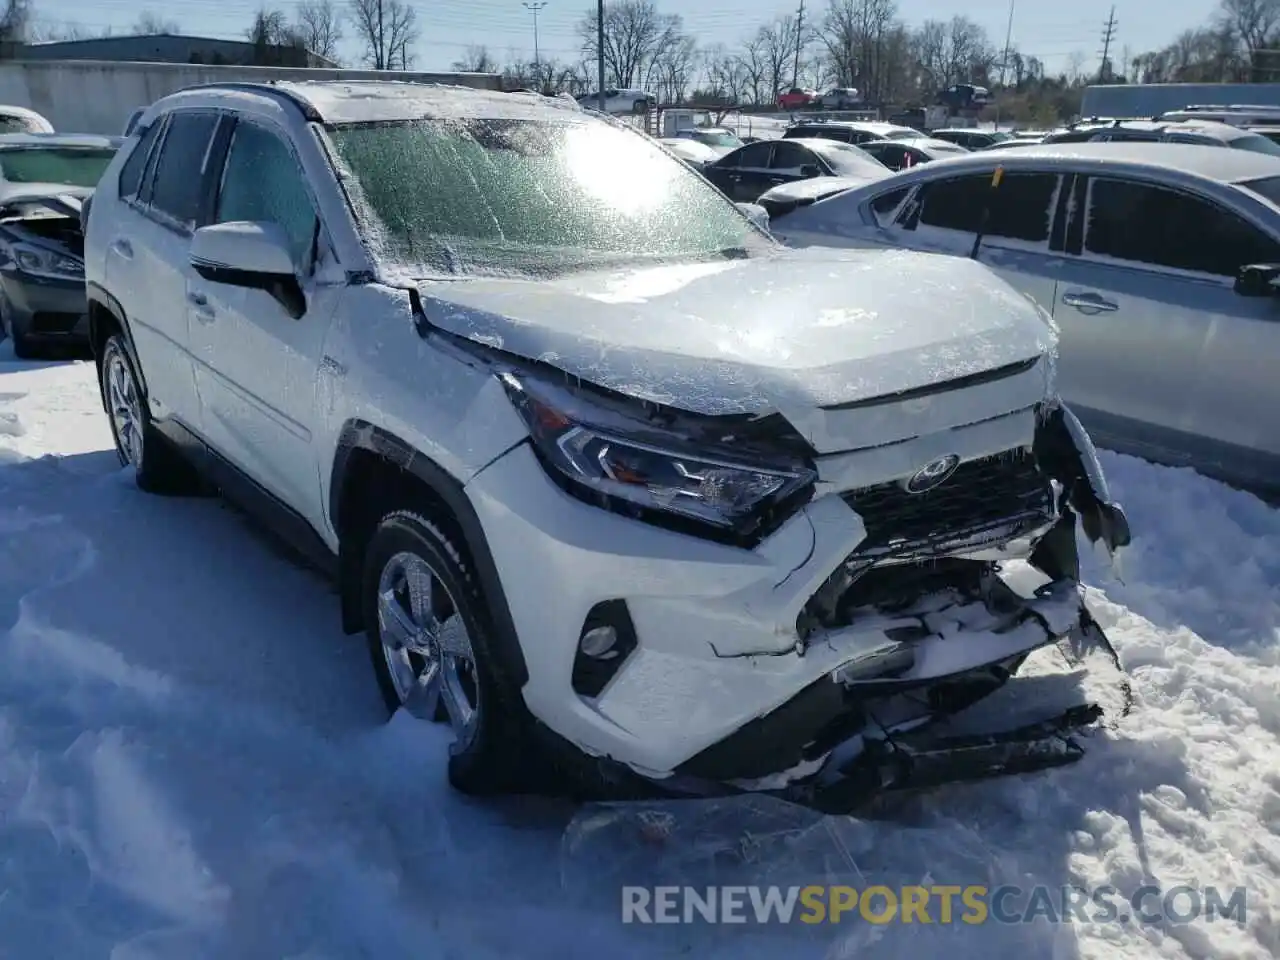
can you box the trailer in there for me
[1080,82,1280,120]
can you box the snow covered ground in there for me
[0,344,1277,959]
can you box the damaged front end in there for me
[669,400,1132,813]
[0,192,90,344]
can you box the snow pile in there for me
[0,345,1277,959]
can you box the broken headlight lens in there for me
[501,371,816,542]
[8,243,83,281]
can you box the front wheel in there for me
[361,509,530,794]
[99,334,197,493]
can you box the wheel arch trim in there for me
[330,418,529,687]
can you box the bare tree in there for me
[295,0,343,61]
[247,7,295,45]
[757,15,800,97]
[0,0,30,42]
[651,34,697,103]
[348,0,418,69]
[29,19,109,41]
[820,0,900,102]
[135,10,181,35]
[451,44,499,73]
[737,32,768,104]
[577,0,682,88]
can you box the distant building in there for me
[16,34,339,69]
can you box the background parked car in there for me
[755,168,890,219]
[769,143,1280,496]
[702,136,889,202]
[1041,119,1280,156]
[0,133,121,357]
[777,87,820,110]
[931,128,1015,149]
[857,136,969,169]
[659,137,721,170]
[575,88,654,114]
[783,119,920,145]
[820,88,861,109]
[1248,125,1280,144]
[0,106,54,134]
[671,127,743,157]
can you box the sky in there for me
[46,0,1222,79]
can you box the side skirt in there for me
[153,419,339,581]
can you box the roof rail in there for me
[182,81,323,121]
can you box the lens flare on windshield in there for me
[562,123,681,216]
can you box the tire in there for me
[1,302,39,360]
[99,333,197,494]
[631,98,648,114]
[361,509,530,794]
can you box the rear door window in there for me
[1083,177,1280,276]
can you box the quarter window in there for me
[1083,177,1280,276]
[869,187,910,224]
[215,120,318,270]
[148,111,220,227]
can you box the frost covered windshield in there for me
[326,117,768,277]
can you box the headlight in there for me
[500,371,816,544]
[6,243,83,281]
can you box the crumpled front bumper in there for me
[466,397,1129,781]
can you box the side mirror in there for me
[1234,262,1280,297]
[736,202,770,231]
[799,164,821,178]
[190,221,306,319]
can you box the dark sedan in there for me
[0,133,121,358]
[701,137,888,203]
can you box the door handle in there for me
[110,238,133,259]
[1061,291,1119,313]
[187,291,216,323]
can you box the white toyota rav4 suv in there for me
[82,81,1129,804]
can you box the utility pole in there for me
[792,0,805,89]
[1098,6,1118,83]
[522,1,547,79]
[998,0,1015,88]
[597,0,606,111]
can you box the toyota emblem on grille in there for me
[904,454,961,494]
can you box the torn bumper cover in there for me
[663,401,1133,804]
[675,571,1104,784]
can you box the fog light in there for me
[579,625,618,658]
[572,600,638,698]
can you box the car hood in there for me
[419,245,1054,420]
[0,184,90,219]
[758,175,881,203]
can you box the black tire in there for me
[1,303,40,360]
[361,509,531,795]
[632,98,648,114]
[98,333,199,494]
